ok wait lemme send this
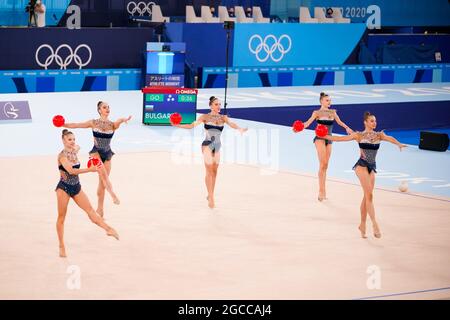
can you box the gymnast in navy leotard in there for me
[300,92,354,201]
[172,96,248,209]
[55,129,119,258]
[201,114,225,154]
[324,111,407,239]
[352,131,381,174]
[56,150,81,198]
[90,117,115,163]
[63,101,131,217]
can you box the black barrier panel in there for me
[0,28,154,70]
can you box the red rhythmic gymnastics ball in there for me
[170,112,182,125]
[52,115,65,127]
[315,124,328,138]
[87,158,100,168]
[292,120,304,133]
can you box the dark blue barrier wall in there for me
[366,35,450,63]
[0,28,153,70]
[199,101,450,133]
[165,23,234,70]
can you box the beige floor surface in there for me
[0,152,449,299]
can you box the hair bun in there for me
[209,96,216,101]
[320,92,326,96]
[61,129,73,138]
[363,111,373,121]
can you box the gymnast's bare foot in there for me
[208,195,215,209]
[318,192,325,202]
[373,223,382,238]
[107,228,120,240]
[111,194,120,205]
[59,245,67,258]
[358,224,367,239]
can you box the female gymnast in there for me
[172,96,248,209]
[299,92,354,201]
[56,129,119,258]
[63,101,131,217]
[324,111,407,238]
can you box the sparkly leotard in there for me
[313,109,335,146]
[55,149,81,197]
[353,131,382,174]
[89,118,115,162]
[201,113,225,154]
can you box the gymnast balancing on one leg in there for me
[324,111,407,239]
[171,96,248,209]
[56,129,119,258]
[298,92,353,201]
[63,101,132,217]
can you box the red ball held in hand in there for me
[52,115,65,127]
[292,120,304,133]
[170,112,182,125]
[315,124,328,138]
[87,158,100,168]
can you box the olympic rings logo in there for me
[35,44,92,70]
[248,34,292,63]
[127,1,156,16]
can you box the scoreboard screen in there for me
[142,87,197,125]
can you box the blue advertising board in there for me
[0,28,153,70]
[232,23,366,67]
[201,64,450,88]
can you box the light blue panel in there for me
[107,76,120,91]
[334,71,345,85]
[233,23,367,67]
[432,69,442,82]
[228,73,239,88]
